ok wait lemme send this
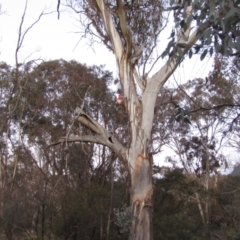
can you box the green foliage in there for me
[152,168,240,239]
[51,185,110,239]
[169,105,191,124]
[18,59,118,145]
[153,169,205,239]
[170,0,240,58]
[113,204,131,234]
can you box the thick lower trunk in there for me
[129,153,153,240]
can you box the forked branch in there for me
[50,108,127,163]
[146,6,209,94]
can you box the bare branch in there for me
[16,0,28,64]
[16,1,55,62]
[50,135,107,147]
[57,0,61,19]
[48,86,127,162]
[147,20,210,93]
[50,134,126,161]
[75,108,104,135]
[65,85,91,145]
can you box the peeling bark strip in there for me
[131,199,152,240]
[132,154,152,203]
[130,154,153,240]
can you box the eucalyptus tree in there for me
[163,56,240,237]
[54,1,240,239]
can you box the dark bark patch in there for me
[108,136,113,143]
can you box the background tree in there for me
[153,55,240,238]
[0,59,132,239]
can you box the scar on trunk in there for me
[132,154,153,203]
[132,188,153,206]
[133,154,149,174]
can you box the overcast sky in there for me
[0,0,213,82]
[0,0,117,73]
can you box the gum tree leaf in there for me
[200,49,208,61]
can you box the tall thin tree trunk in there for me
[196,192,206,226]
[41,181,48,240]
[100,215,103,240]
[106,160,114,240]
[203,144,210,236]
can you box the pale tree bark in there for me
[55,1,212,239]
